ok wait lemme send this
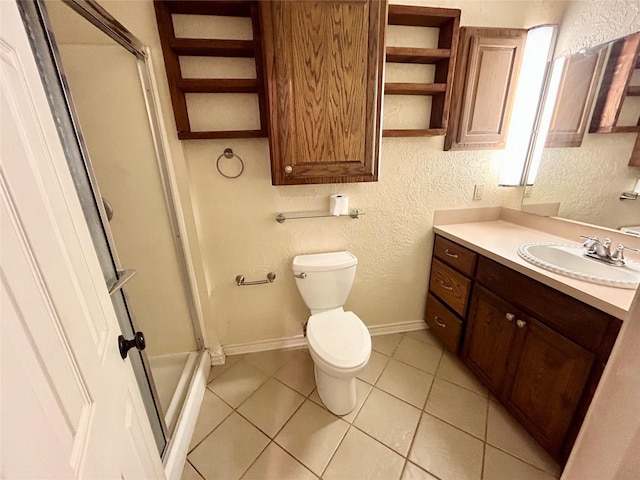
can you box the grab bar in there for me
[235,272,276,286]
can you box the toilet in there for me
[292,251,371,415]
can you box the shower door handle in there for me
[108,269,137,295]
[118,331,146,359]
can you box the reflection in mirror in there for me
[522,30,640,234]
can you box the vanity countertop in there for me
[434,220,637,319]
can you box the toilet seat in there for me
[307,308,371,370]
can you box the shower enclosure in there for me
[21,0,207,472]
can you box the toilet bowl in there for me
[306,308,371,415]
[292,251,371,415]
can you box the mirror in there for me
[521,30,640,234]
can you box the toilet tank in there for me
[292,251,357,311]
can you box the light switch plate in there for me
[524,185,533,197]
[473,184,484,201]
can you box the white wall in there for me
[97,0,567,347]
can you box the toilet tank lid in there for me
[292,251,357,271]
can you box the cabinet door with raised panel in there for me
[261,0,386,185]
[461,286,518,393]
[445,27,526,150]
[502,314,595,456]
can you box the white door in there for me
[0,1,165,478]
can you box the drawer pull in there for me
[516,319,527,329]
[439,281,453,291]
[505,313,515,321]
[434,316,447,328]
[444,249,459,259]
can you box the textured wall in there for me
[525,1,640,231]
[101,0,565,347]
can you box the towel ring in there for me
[216,148,244,179]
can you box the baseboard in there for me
[209,344,226,366]
[222,320,427,357]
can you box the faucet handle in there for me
[579,235,599,249]
[611,244,640,263]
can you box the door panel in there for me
[0,2,164,476]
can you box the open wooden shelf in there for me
[590,32,640,134]
[385,83,447,95]
[154,1,267,140]
[382,5,461,138]
[382,128,446,137]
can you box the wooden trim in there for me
[250,2,269,138]
[169,38,254,57]
[388,4,461,27]
[176,78,257,93]
[178,129,267,140]
[162,1,253,17]
[382,128,446,137]
[384,82,446,95]
[386,47,450,63]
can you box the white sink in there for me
[518,242,640,289]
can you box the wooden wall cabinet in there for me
[545,49,606,148]
[427,235,622,463]
[260,0,386,185]
[445,27,526,151]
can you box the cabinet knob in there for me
[438,281,453,291]
[505,313,515,321]
[284,165,293,174]
[444,249,459,259]
[516,319,527,329]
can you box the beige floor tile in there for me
[208,360,268,408]
[273,349,316,396]
[323,427,405,480]
[392,336,443,374]
[309,379,373,423]
[371,333,403,355]
[238,378,305,438]
[435,352,488,397]
[188,413,269,480]
[405,328,442,347]
[484,445,559,480]
[401,462,439,480]
[274,400,349,476]
[208,355,242,383]
[182,461,204,480]
[376,359,434,408]
[487,401,561,476]
[243,349,300,376]
[424,378,488,440]
[189,389,233,450]
[241,442,316,480]
[353,387,421,456]
[409,413,484,480]
[357,350,389,385]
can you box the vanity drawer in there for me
[429,258,471,317]
[425,293,463,353]
[434,236,477,276]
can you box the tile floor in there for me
[183,329,562,480]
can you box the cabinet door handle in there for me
[505,313,515,321]
[434,316,446,328]
[444,249,459,259]
[438,281,453,291]
[516,319,527,329]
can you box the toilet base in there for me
[314,364,357,416]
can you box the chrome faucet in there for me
[580,235,640,266]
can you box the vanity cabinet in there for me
[260,0,386,185]
[426,235,622,463]
[425,236,476,352]
[444,27,526,151]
